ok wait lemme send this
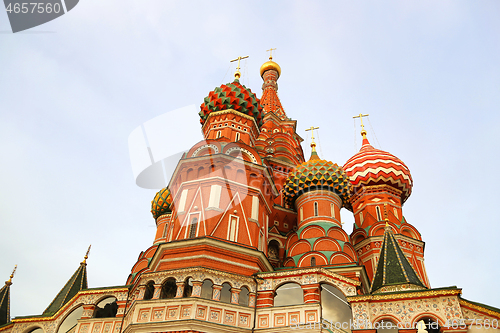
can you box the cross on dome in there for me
[266,48,276,60]
[230,55,249,79]
[305,126,319,154]
[353,113,370,137]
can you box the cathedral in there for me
[1,54,499,333]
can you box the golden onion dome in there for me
[260,60,281,78]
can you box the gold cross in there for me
[230,55,249,79]
[353,113,369,131]
[305,126,319,143]
[266,48,276,60]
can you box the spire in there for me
[43,248,89,316]
[260,50,286,120]
[305,126,320,160]
[371,221,426,293]
[0,266,16,326]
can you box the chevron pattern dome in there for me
[151,187,173,219]
[343,137,413,203]
[283,157,352,208]
[199,80,263,127]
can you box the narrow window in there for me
[314,202,318,216]
[183,277,193,297]
[360,212,364,224]
[228,216,238,242]
[220,283,232,303]
[177,189,188,213]
[251,196,259,220]
[160,278,177,299]
[200,279,213,299]
[394,208,399,219]
[144,281,155,300]
[235,132,240,141]
[239,286,249,306]
[376,206,382,221]
[188,217,198,238]
[300,207,303,222]
[311,256,316,267]
[208,184,221,209]
[216,131,221,139]
[330,203,335,218]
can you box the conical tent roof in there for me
[43,262,88,316]
[371,224,426,293]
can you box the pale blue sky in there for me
[1,0,499,316]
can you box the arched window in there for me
[376,206,382,221]
[183,277,193,297]
[220,282,231,303]
[376,320,398,333]
[416,318,440,333]
[56,306,83,333]
[200,279,213,300]
[144,281,155,300]
[267,240,280,260]
[314,202,318,216]
[311,256,316,266]
[188,217,198,238]
[94,297,118,318]
[161,277,177,299]
[239,286,249,306]
[274,283,303,306]
[320,284,352,331]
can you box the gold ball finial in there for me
[82,245,91,265]
[6,265,16,285]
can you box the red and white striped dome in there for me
[343,135,413,203]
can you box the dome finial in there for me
[230,55,249,80]
[305,126,320,159]
[5,265,16,285]
[353,113,370,145]
[266,47,276,61]
[81,244,91,265]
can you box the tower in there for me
[344,121,430,287]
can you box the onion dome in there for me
[343,134,413,203]
[199,80,263,127]
[260,59,281,78]
[283,148,352,208]
[151,187,172,219]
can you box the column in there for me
[230,288,241,304]
[136,286,146,300]
[256,291,272,308]
[249,292,257,308]
[302,283,320,303]
[191,281,203,297]
[152,284,162,299]
[175,281,185,298]
[116,300,127,318]
[212,284,222,301]
[81,305,95,319]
